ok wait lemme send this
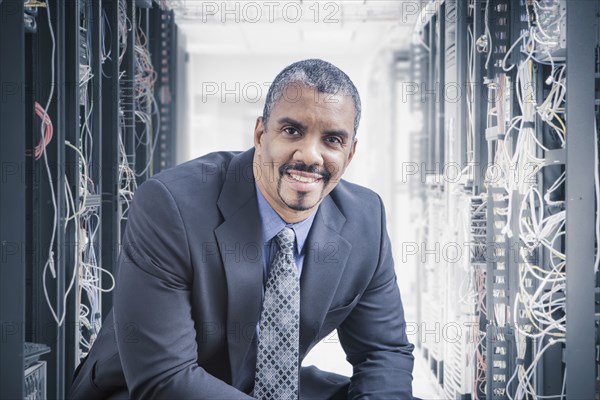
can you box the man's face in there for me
[253,84,357,223]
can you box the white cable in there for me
[65,141,88,221]
[502,32,527,72]
[484,0,493,70]
[135,95,161,177]
[40,0,58,282]
[43,175,79,326]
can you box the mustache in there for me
[279,163,332,181]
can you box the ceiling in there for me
[169,0,423,55]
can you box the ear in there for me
[254,117,265,149]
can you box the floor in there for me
[302,331,445,399]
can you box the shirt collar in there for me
[255,184,317,255]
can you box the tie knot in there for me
[275,227,295,255]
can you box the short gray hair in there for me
[262,59,361,136]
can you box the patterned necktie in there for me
[254,227,300,400]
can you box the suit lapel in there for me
[299,195,352,356]
[215,149,263,385]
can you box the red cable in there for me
[33,101,53,160]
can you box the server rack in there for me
[564,1,597,397]
[23,2,80,397]
[100,0,121,318]
[411,0,599,398]
[0,1,181,398]
[150,6,178,173]
[0,2,27,399]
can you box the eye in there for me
[324,136,343,145]
[283,127,300,136]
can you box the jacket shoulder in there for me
[330,179,382,212]
[328,180,386,245]
[129,151,243,221]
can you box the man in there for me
[69,59,414,399]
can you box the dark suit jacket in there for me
[68,148,414,399]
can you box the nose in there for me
[292,135,323,168]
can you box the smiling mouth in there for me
[287,171,322,183]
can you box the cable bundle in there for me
[133,19,160,177]
[493,2,569,397]
[33,101,54,160]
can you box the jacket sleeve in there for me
[338,196,414,399]
[114,178,253,399]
